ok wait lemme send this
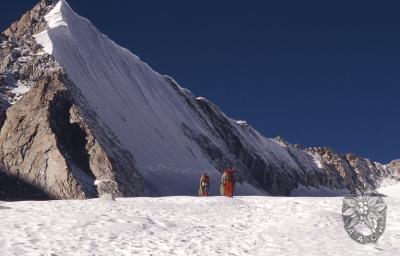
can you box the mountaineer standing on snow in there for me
[220,168,236,197]
[199,173,210,196]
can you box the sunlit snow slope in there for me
[32,0,399,196]
[33,0,266,195]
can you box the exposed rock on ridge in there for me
[165,77,400,195]
[0,69,145,199]
[0,0,144,200]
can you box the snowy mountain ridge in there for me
[0,0,399,199]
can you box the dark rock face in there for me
[306,147,396,190]
[0,170,50,201]
[165,77,399,195]
[0,72,144,199]
[0,1,59,107]
[3,0,54,40]
[0,73,84,199]
[0,1,144,200]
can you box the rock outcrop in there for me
[388,160,400,178]
[3,0,54,40]
[0,69,145,200]
[0,0,144,200]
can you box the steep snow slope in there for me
[1,195,399,255]
[33,1,312,193]
[30,0,399,196]
[33,0,267,195]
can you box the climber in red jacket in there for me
[199,173,210,196]
[220,168,236,197]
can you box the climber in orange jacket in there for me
[199,173,210,196]
[220,168,236,197]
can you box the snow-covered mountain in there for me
[0,0,399,200]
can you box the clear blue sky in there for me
[1,0,399,163]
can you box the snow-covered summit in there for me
[33,0,263,196]
[1,0,399,199]
[24,0,400,196]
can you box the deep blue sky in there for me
[1,1,399,163]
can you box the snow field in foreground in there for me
[0,191,399,256]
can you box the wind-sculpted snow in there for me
[30,0,400,196]
[33,0,264,195]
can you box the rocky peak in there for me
[0,1,145,200]
[1,0,61,111]
[3,0,57,40]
